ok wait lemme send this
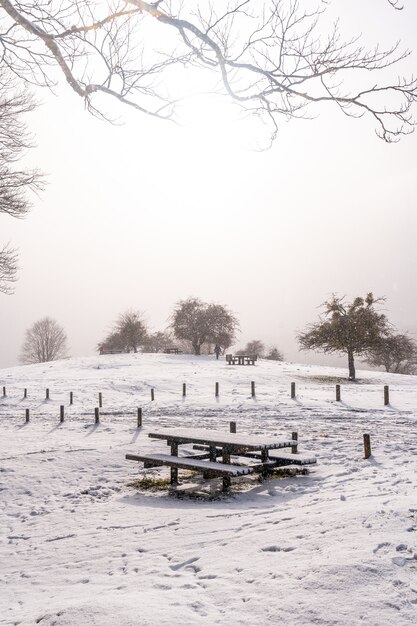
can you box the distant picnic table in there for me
[226,354,257,366]
[126,427,316,492]
[164,347,181,354]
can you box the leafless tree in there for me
[236,339,266,357]
[98,309,148,353]
[20,317,68,363]
[170,297,239,355]
[0,1,415,143]
[366,332,417,374]
[0,67,42,294]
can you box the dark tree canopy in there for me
[265,346,284,361]
[298,293,390,381]
[99,309,148,353]
[237,340,265,357]
[0,1,415,142]
[366,332,417,374]
[170,297,239,355]
[20,317,68,363]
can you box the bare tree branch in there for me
[0,67,43,293]
[0,0,415,141]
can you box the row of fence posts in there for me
[21,404,372,459]
[2,383,392,405]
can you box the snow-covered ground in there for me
[0,354,416,625]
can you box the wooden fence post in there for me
[2,386,5,397]
[384,385,389,406]
[24,388,27,399]
[46,388,49,400]
[137,408,142,428]
[251,381,256,397]
[215,382,219,397]
[151,388,155,401]
[60,405,64,423]
[230,421,236,433]
[25,408,30,423]
[70,391,73,405]
[291,431,298,454]
[336,384,341,401]
[363,434,371,459]
[95,407,100,424]
[99,392,103,408]
[182,383,186,397]
[291,382,296,399]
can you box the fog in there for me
[1,1,417,370]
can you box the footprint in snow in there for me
[261,545,296,553]
[169,556,200,571]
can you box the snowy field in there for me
[0,353,416,625]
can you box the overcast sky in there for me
[1,0,417,370]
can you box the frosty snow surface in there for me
[0,353,416,625]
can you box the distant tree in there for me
[20,317,68,364]
[298,293,390,381]
[170,297,239,355]
[237,340,265,357]
[142,331,172,353]
[366,333,417,374]
[99,310,148,353]
[97,331,124,354]
[265,347,284,361]
[0,69,42,294]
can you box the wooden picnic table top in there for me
[148,428,296,451]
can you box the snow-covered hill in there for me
[1,354,416,625]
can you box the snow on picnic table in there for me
[0,353,416,625]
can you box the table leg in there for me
[222,446,231,492]
[170,441,178,485]
[261,448,269,478]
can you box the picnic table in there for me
[164,347,181,354]
[226,354,257,365]
[126,427,316,492]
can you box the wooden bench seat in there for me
[126,453,254,492]
[126,453,254,476]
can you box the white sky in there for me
[1,0,417,369]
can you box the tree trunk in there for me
[348,350,356,381]
[193,341,201,355]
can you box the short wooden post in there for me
[70,391,73,405]
[25,408,30,423]
[2,386,5,397]
[384,385,389,406]
[215,382,219,397]
[291,382,296,399]
[363,433,371,459]
[137,407,142,428]
[230,421,236,433]
[99,392,102,408]
[182,383,186,397]
[336,384,341,401]
[251,381,256,397]
[24,388,27,399]
[151,388,155,401]
[60,405,64,423]
[46,388,49,400]
[291,431,298,454]
[95,407,100,424]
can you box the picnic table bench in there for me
[126,427,316,492]
[226,354,257,365]
[164,347,181,354]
